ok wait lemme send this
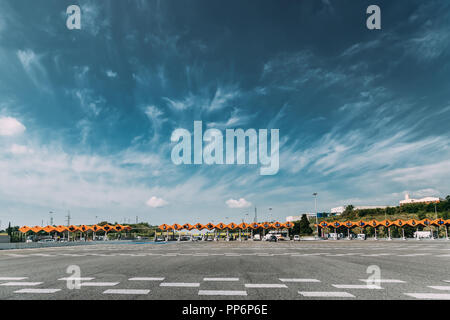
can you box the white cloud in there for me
[9,144,32,155]
[0,117,26,136]
[226,198,252,208]
[146,196,168,208]
[144,105,163,120]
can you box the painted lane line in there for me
[279,278,320,283]
[203,278,239,282]
[0,282,43,286]
[0,277,28,281]
[58,277,94,281]
[428,286,450,291]
[359,279,405,283]
[405,293,450,300]
[129,277,165,281]
[443,280,450,283]
[14,289,61,294]
[80,282,119,287]
[198,290,247,296]
[332,284,382,289]
[160,282,200,287]
[245,284,288,288]
[103,289,150,295]
[299,291,355,298]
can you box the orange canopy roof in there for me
[67,225,79,232]
[182,223,194,230]
[271,221,283,229]
[102,224,113,232]
[405,219,419,227]
[227,222,238,230]
[392,219,407,227]
[205,223,215,230]
[330,221,342,228]
[91,225,103,232]
[42,226,56,233]
[431,219,445,226]
[172,224,182,231]
[420,219,432,227]
[343,221,356,228]
[215,223,226,230]
[248,222,260,229]
[19,226,31,233]
[356,220,369,228]
[79,225,89,232]
[30,226,43,233]
[260,222,271,229]
[55,226,68,232]
[112,224,124,232]
[194,223,205,230]
[283,222,294,228]
[238,222,249,229]
[159,224,171,231]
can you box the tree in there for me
[6,222,11,236]
[299,214,313,235]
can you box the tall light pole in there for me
[313,193,318,238]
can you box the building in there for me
[331,205,389,216]
[399,194,440,206]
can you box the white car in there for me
[293,235,300,241]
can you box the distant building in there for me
[399,194,440,206]
[331,205,388,216]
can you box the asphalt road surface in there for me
[1,240,449,300]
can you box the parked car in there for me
[294,235,300,241]
[356,234,366,240]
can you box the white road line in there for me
[103,289,150,295]
[299,291,355,298]
[0,282,42,286]
[332,284,382,289]
[80,282,119,287]
[279,278,320,283]
[359,279,405,283]
[444,280,450,283]
[0,277,28,281]
[203,278,239,282]
[129,277,165,281]
[160,282,200,287]
[14,289,61,294]
[198,290,247,296]
[245,284,288,288]
[428,286,450,291]
[405,293,450,300]
[58,277,95,281]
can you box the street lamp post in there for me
[313,193,318,238]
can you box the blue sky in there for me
[1,0,450,227]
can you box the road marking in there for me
[245,284,288,288]
[398,253,431,257]
[14,289,61,294]
[405,293,450,300]
[58,277,95,281]
[428,286,450,291]
[0,277,28,281]
[203,277,239,282]
[129,277,165,281]
[279,278,320,283]
[103,289,150,295]
[332,284,382,289]
[444,280,450,283]
[299,291,355,298]
[0,282,42,286]
[198,290,247,296]
[160,282,200,287]
[80,282,119,287]
[359,279,405,283]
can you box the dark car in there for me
[268,235,278,242]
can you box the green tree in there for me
[299,214,313,235]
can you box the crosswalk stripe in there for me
[299,291,355,298]
[0,277,28,281]
[428,286,450,291]
[279,278,320,283]
[198,290,247,296]
[405,293,450,300]
[0,282,42,286]
[14,289,61,294]
[103,289,150,295]
[203,278,239,282]
[80,282,119,286]
[359,279,405,283]
[332,284,382,289]
[160,282,200,287]
[245,284,288,288]
[129,277,165,281]
[58,277,94,281]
